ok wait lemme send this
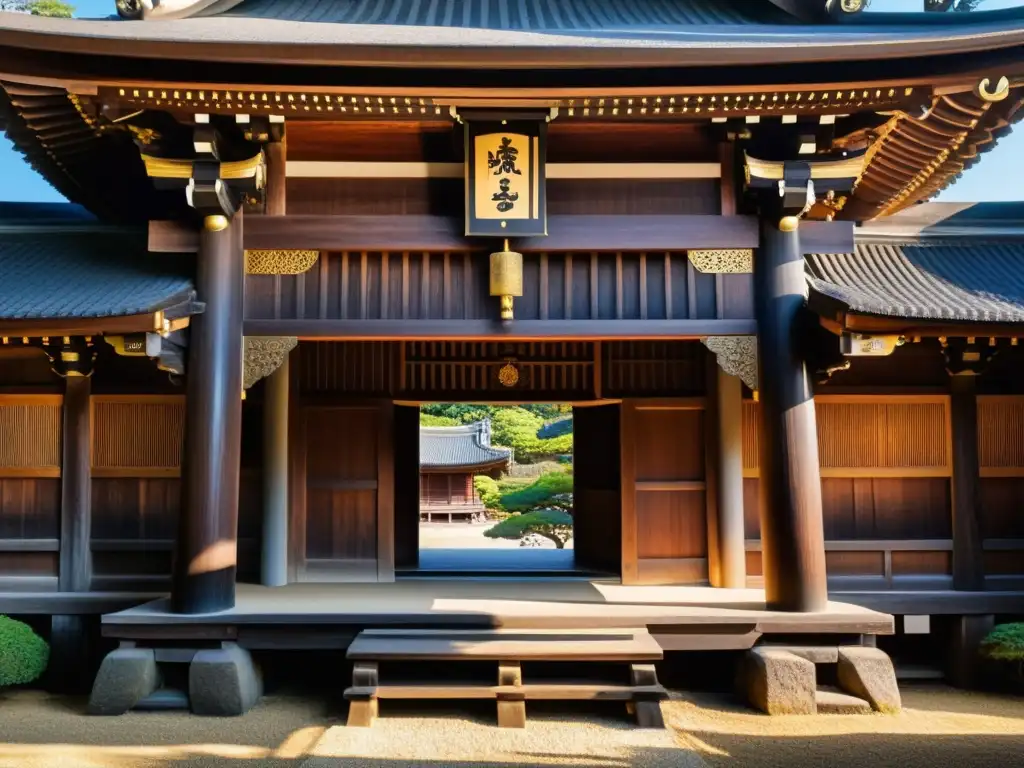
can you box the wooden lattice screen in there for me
[0,396,62,476]
[742,395,952,477]
[978,396,1024,475]
[91,396,186,477]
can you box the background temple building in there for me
[419,420,510,522]
[0,0,1022,722]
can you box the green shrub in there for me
[0,616,49,687]
[499,470,573,513]
[490,408,573,463]
[980,623,1024,663]
[484,508,574,549]
[419,413,460,427]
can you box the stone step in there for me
[815,688,872,715]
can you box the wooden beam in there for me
[286,161,722,179]
[58,375,91,592]
[152,215,762,253]
[0,311,164,336]
[950,374,985,591]
[244,319,757,339]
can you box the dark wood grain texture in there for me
[754,219,827,612]
[172,213,245,614]
[950,375,985,590]
[58,376,91,592]
[573,403,621,575]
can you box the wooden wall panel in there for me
[826,551,885,577]
[299,341,400,396]
[634,409,704,482]
[91,396,185,475]
[90,478,180,541]
[891,551,951,576]
[0,396,62,474]
[247,251,752,323]
[0,478,60,539]
[979,478,1024,539]
[623,400,708,585]
[821,478,951,540]
[603,341,706,398]
[635,491,707,559]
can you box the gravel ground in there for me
[0,684,1022,768]
[666,684,1024,768]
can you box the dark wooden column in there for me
[754,217,828,612]
[261,135,290,587]
[59,374,91,592]
[173,212,245,614]
[950,374,985,591]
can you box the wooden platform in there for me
[100,581,894,648]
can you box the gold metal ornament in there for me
[976,76,1010,103]
[204,214,229,232]
[498,360,520,388]
[489,240,524,322]
[779,215,800,233]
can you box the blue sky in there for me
[1,0,1023,205]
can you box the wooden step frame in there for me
[343,628,667,729]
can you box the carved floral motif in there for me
[687,249,754,274]
[702,335,758,391]
[243,336,298,390]
[244,250,319,275]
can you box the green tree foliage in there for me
[484,508,573,549]
[498,470,573,513]
[490,407,573,463]
[419,413,460,427]
[0,0,75,16]
[980,623,1024,662]
[0,616,49,687]
[473,474,533,515]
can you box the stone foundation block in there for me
[87,647,160,715]
[189,643,262,716]
[739,647,816,715]
[837,646,901,713]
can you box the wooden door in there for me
[573,403,622,574]
[297,402,394,582]
[621,399,708,585]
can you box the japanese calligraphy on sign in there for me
[465,116,547,237]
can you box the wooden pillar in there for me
[59,374,91,592]
[173,212,245,614]
[260,134,289,587]
[950,374,985,591]
[52,373,93,693]
[716,367,746,589]
[261,354,289,587]
[754,217,827,612]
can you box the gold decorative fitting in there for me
[141,153,266,185]
[245,250,319,275]
[745,153,867,182]
[976,77,1010,103]
[687,249,753,274]
[498,361,520,388]
[779,216,800,232]
[126,124,161,146]
[489,240,524,322]
[204,214,229,232]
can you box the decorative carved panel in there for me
[0,396,62,473]
[91,396,185,475]
[703,336,757,390]
[687,249,753,274]
[245,249,319,275]
[243,336,298,389]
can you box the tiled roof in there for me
[537,416,573,440]
[0,230,194,319]
[220,0,786,28]
[806,242,1024,323]
[420,420,511,470]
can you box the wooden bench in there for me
[343,628,667,729]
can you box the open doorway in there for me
[394,401,622,577]
[416,404,575,573]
